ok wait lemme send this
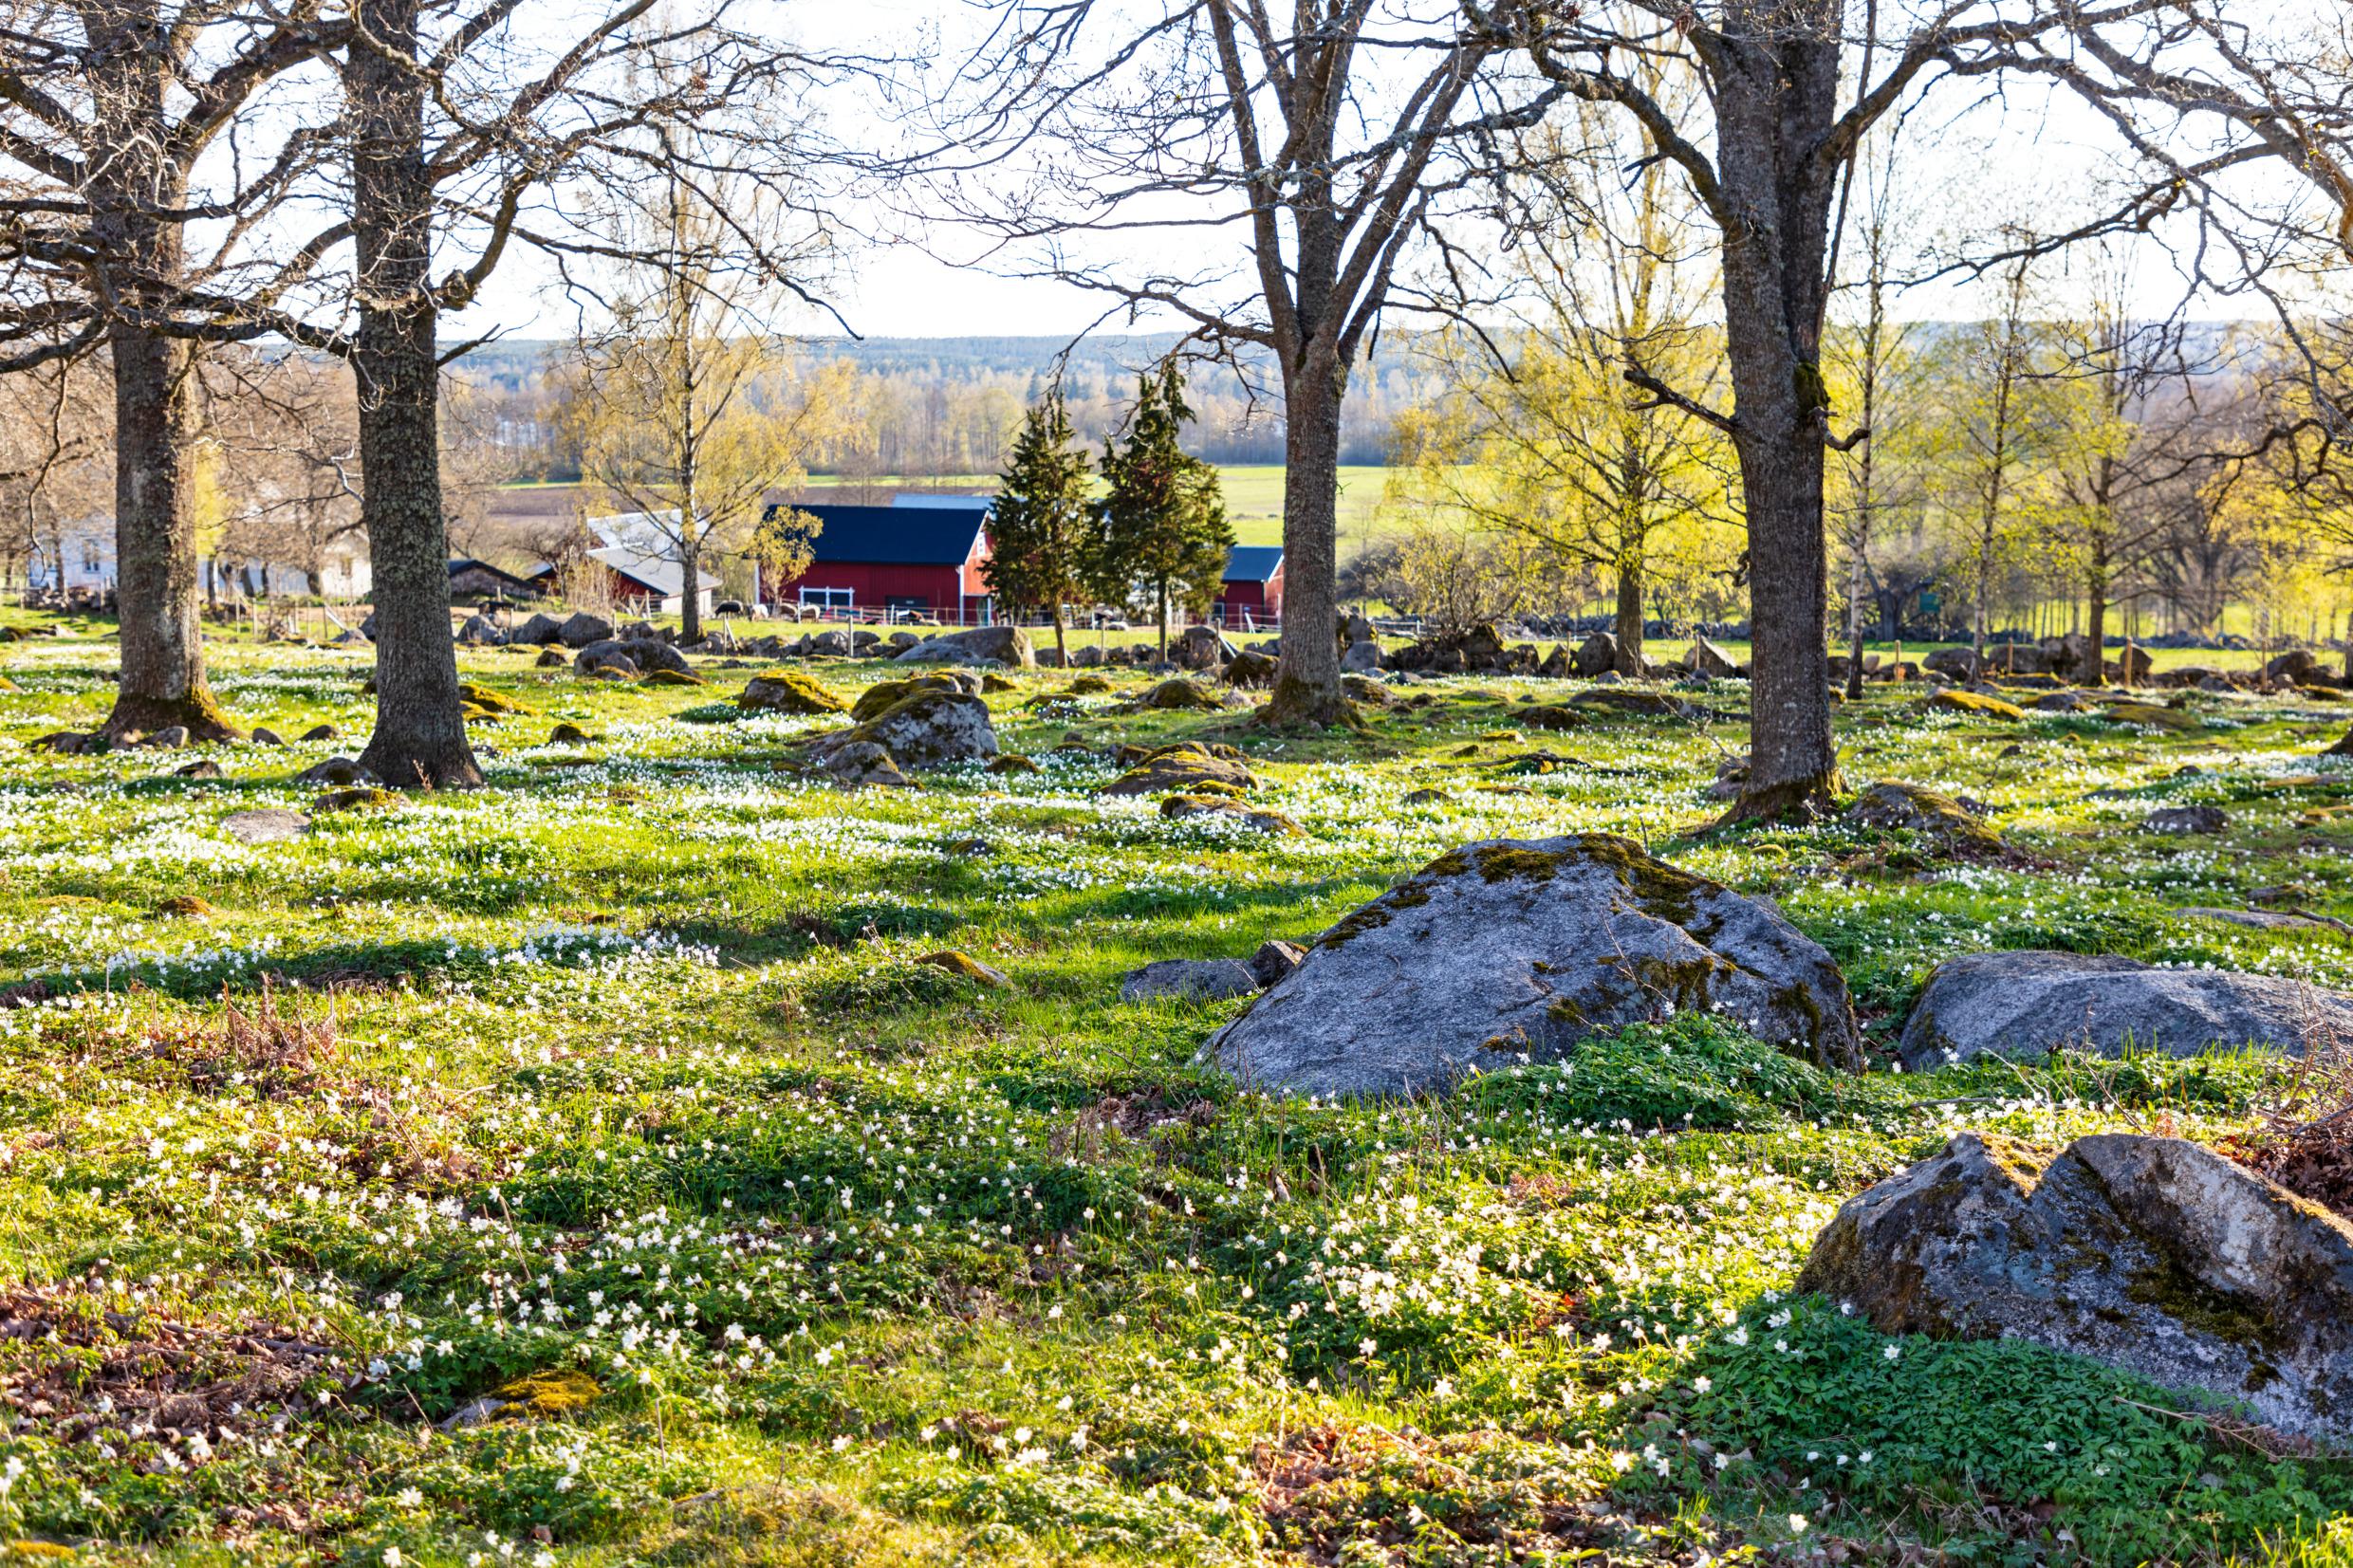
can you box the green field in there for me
[0,612,2351,1565]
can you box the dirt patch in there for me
[1250,1422,1639,1565]
[1047,1091,1216,1161]
[0,1283,354,1452]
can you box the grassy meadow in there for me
[0,609,2350,1565]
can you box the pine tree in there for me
[1095,363,1233,662]
[984,388,1095,663]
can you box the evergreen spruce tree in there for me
[1095,363,1233,662]
[984,387,1095,664]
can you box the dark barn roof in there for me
[447,557,539,594]
[1223,545,1284,583]
[769,503,988,568]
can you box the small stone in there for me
[300,724,338,743]
[2143,803,2228,834]
[174,760,225,780]
[250,726,286,746]
[1248,940,1306,988]
[916,950,1010,987]
[1120,959,1262,1004]
[221,808,309,845]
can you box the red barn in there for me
[761,497,994,621]
[1215,545,1284,628]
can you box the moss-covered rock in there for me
[2103,701,2204,732]
[1209,835,1862,1097]
[457,682,530,715]
[1159,794,1302,835]
[850,674,965,722]
[1798,1132,2353,1443]
[1927,689,2026,720]
[915,949,1010,987]
[985,753,1040,775]
[739,669,846,715]
[807,689,998,769]
[641,666,706,688]
[1843,781,2002,856]
[1101,742,1258,798]
[1133,677,1225,711]
[492,1367,602,1419]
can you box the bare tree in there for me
[321,0,864,785]
[560,151,843,646]
[940,2,1565,723]
[0,0,343,737]
[1496,0,2353,821]
[1397,91,1733,677]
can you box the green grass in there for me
[0,614,2349,1565]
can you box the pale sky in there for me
[451,1,2341,346]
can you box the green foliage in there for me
[986,388,1098,651]
[1455,1014,1834,1131]
[1684,1296,2353,1564]
[1093,363,1233,655]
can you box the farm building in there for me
[761,494,994,621]
[27,520,371,600]
[1216,545,1284,627]
[446,557,540,601]
[582,512,722,618]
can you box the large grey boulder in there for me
[557,611,614,649]
[1210,836,1861,1098]
[1899,950,2353,1068]
[1571,631,1619,677]
[807,689,997,769]
[1173,625,1232,671]
[892,625,1037,669]
[512,612,565,645]
[575,636,690,676]
[1341,638,1383,673]
[1922,646,1978,681]
[1799,1132,2353,1444]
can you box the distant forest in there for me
[454,334,1426,484]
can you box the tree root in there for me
[1714,769,1843,830]
[101,686,239,744]
[356,737,485,791]
[1257,673,1364,730]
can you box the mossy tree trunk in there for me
[86,6,233,743]
[348,0,479,789]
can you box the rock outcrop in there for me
[806,689,997,770]
[892,625,1036,669]
[1798,1132,2353,1443]
[1899,950,2353,1067]
[1210,836,1862,1097]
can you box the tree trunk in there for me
[1714,0,1843,822]
[102,320,236,740]
[1264,359,1350,724]
[82,4,233,743]
[679,526,703,645]
[2083,579,2108,688]
[349,0,479,789]
[1845,555,1868,701]
[1156,578,1168,663]
[1613,550,1645,676]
